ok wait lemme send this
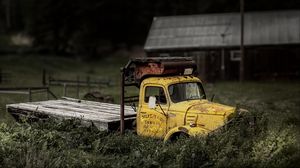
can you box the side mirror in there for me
[148,96,156,109]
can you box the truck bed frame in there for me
[7,97,136,131]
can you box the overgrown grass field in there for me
[0,55,299,167]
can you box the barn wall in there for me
[146,45,300,81]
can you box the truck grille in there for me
[186,114,197,124]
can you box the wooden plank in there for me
[61,97,134,111]
[51,100,135,115]
[7,106,136,131]
[7,107,109,130]
[6,99,136,123]
[41,104,127,119]
[33,99,135,114]
[33,99,133,111]
[9,103,98,120]
[31,101,121,115]
[28,101,135,117]
[7,103,125,122]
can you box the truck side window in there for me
[144,86,167,104]
[169,85,181,103]
[169,82,205,103]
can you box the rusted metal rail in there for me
[48,78,111,87]
[0,87,57,102]
[42,70,112,98]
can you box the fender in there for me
[164,125,210,142]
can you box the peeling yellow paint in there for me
[136,76,236,141]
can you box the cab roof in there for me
[141,75,201,87]
[123,57,197,87]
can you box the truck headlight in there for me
[189,122,196,127]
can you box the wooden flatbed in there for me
[6,97,136,131]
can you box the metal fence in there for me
[0,87,57,102]
[43,70,112,98]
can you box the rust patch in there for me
[135,63,164,79]
[189,101,233,114]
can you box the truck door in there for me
[137,85,168,138]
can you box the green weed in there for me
[0,55,299,167]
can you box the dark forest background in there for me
[0,0,300,59]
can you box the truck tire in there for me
[169,132,189,142]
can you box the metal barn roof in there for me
[144,10,300,51]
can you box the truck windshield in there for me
[168,82,206,103]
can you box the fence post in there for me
[42,69,46,86]
[87,76,90,93]
[63,83,67,97]
[46,87,49,100]
[28,88,32,102]
[76,76,79,98]
[48,74,51,86]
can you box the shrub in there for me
[252,127,299,168]
[0,103,299,168]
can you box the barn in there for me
[144,10,300,81]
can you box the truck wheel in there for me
[170,132,189,142]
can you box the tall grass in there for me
[1,55,299,167]
[0,102,299,168]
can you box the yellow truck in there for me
[7,57,243,141]
[120,57,239,141]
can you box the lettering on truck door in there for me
[137,85,168,138]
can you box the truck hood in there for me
[169,99,236,133]
[169,99,235,116]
